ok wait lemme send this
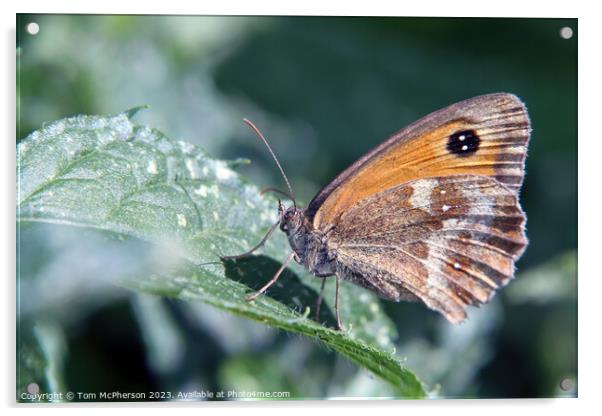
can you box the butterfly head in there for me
[278,201,304,234]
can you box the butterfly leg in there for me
[221,220,280,260]
[245,251,296,301]
[315,277,327,322]
[335,274,343,331]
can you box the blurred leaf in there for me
[17,325,47,400]
[17,321,68,402]
[17,110,426,398]
[218,353,299,398]
[401,302,502,398]
[507,251,577,304]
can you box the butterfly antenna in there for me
[243,118,296,206]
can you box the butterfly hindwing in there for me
[329,175,527,323]
[308,93,531,230]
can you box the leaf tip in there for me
[227,158,252,169]
[123,105,150,119]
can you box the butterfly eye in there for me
[447,129,480,157]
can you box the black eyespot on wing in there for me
[447,129,480,157]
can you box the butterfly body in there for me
[279,206,337,277]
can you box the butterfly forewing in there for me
[329,175,527,323]
[308,93,530,229]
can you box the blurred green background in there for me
[17,15,577,399]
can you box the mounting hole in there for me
[559,26,573,40]
[26,22,40,35]
[27,382,40,394]
[559,378,574,391]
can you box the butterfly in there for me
[224,93,531,330]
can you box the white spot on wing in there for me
[409,178,438,211]
[441,218,459,232]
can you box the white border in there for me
[3,1,600,415]
[7,0,584,17]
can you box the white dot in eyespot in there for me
[26,22,39,35]
[459,135,466,141]
[440,190,446,195]
[461,145,468,151]
[453,263,461,270]
[560,26,573,40]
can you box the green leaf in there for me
[17,110,426,398]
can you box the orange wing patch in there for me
[308,93,531,230]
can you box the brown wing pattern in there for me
[308,93,531,230]
[329,175,527,323]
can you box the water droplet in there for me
[194,185,208,197]
[178,140,195,154]
[110,115,134,140]
[213,161,234,181]
[19,142,29,153]
[147,160,158,175]
[186,159,198,179]
[177,213,187,227]
[377,336,390,347]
